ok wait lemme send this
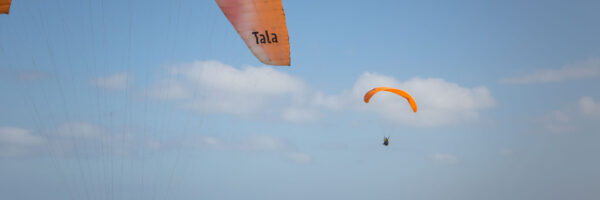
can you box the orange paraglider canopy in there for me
[0,0,11,14]
[215,0,290,66]
[364,87,418,112]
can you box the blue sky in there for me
[1,0,600,199]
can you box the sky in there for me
[1,0,600,199]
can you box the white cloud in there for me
[48,122,153,157]
[147,140,161,150]
[0,127,44,145]
[578,96,600,116]
[148,80,191,100]
[91,72,133,91]
[285,152,312,164]
[540,110,577,133]
[18,69,50,82]
[193,135,227,150]
[0,122,305,160]
[320,142,348,151]
[500,148,515,156]
[240,135,288,151]
[149,61,309,119]
[170,61,306,96]
[57,122,103,138]
[539,96,600,133]
[281,107,319,123]
[500,57,600,84]
[0,127,45,157]
[188,134,312,164]
[311,91,345,110]
[241,134,312,164]
[430,153,458,164]
[0,123,165,158]
[338,73,495,126]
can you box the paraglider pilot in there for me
[383,136,390,146]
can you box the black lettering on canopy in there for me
[259,34,266,43]
[271,33,278,43]
[252,31,259,44]
[252,30,280,44]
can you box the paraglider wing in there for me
[0,0,11,14]
[364,87,418,112]
[215,0,291,66]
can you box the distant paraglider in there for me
[364,87,417,146]
[215,0,291,66]
[0,0,11,14]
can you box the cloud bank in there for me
[147,60,496,127]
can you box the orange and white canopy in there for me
[215,0,290,66]
[0,0,11,14]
